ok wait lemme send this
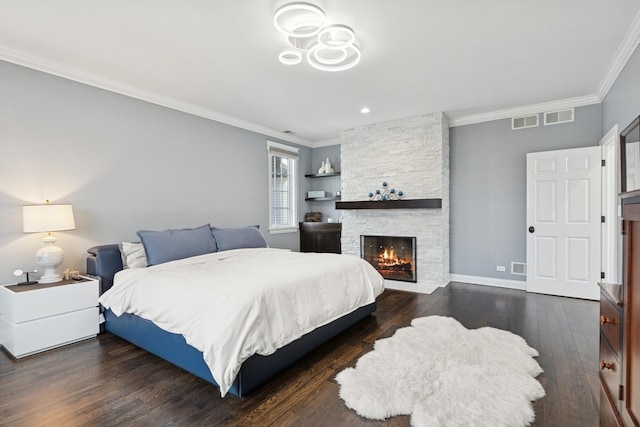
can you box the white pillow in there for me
[119,242,148,269]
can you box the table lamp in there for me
[22,201,75,283]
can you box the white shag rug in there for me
[336,316,545,427]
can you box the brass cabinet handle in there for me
[600,360,615,370]
[600,315,617,326]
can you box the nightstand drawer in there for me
[0,280,98,323]
[0,307,98,358]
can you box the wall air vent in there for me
[544,108,574,126]
[512,114,539,130]
[511,262,526,276]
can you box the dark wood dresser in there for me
[299,222,341,254]
[600,116,640,426]
[599,279,624,426]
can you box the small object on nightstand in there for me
[63,267,80,281]
[13,269,38,285]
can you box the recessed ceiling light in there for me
[360,107,370,114]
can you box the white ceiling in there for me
[1,1,639,146]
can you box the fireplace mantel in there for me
[335,199,442,210]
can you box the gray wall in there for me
[602,45,640,135]
[449,104,602,281]
[305,144,341,222]
[0,60,310,285]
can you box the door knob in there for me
[528,226,535,233]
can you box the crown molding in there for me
[0,47,314,148]
[451,9,640,128]
[4,7,639,142]
[596,9,640,101]
[448,94,600,127]
[311,137,341,148]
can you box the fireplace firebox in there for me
[360,235,416,282]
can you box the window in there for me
[267,141,299,233]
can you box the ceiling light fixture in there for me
[317,24,355,49]
[279,48,302,65]
[307,43,361,72]
[273,2,326,38]
[360,107,370,114]
[274,2,361,72]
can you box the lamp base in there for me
[35,235,64,284]
[38,269,62,284]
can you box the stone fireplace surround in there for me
[340,113,449,294]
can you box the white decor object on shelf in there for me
[318,160,326,174]
[22,201,76,283]
[274,2,361,72]
[324,157,334,173]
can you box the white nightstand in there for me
[0,276,99,358]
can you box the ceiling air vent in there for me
[512,114,539,130]
[544,108,574,126]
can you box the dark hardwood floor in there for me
[0,282,599,426]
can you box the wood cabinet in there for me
[623,208,640,426]
[299,222,341,254]
[599,280,623,425]
[602,116,640,426]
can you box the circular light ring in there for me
[313,46,347,65]
[287,32,317,51]
[279,48,302,65]
[307,43,361,72]
[273,2,326,38]
[317,24,356,49]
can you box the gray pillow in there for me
[211,225,268,251]
[137,224,217,266]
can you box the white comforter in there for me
[99,248,384,396]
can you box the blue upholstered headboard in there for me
[86,245,124,293]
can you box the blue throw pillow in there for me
[137,224,217,266]
[211,225,268,251]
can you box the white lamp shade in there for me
[23,204,75,233]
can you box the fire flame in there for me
[377,247,410,268]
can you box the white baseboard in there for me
[384,280,440,295]
[449,274,526,291]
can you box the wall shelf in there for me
[306,197,341,202]
[304,172,341,178]
[335,199,442,209]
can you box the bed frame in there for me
[86,244,377,397]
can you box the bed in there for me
[87,225,384,398]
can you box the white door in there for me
[526,146,601,300]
